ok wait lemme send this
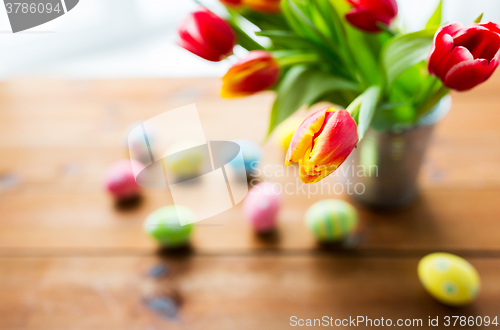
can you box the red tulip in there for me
[428,22,500,91]
[177,9,236,62]
[221,51,280,98]
[345,0,398,33]
[286,107,358,184]
[245,0,281,13]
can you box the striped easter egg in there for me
[144,206,194,248]
[305,199,358,242]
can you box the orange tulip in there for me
[286,107,358,184]
[221,51,280,98]
[220,0,244,7]
[245,0,281,13]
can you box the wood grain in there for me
[0,189,500,252]
[0,75,500,328]
[0,75,500,252]
[1,255,499,330]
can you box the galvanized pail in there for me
[341,96,451,209]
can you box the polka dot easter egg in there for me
[305,199,358,242]
[418,253,480,306]
[144,206,195,248]
[243,182,282,233]
[104,159,144,200]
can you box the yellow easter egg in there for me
[418,253,480,306]
[274,117,304,151]
[165,140,205,178]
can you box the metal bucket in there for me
[341,96,451,210]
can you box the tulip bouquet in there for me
[178,0,500,184]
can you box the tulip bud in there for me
[220,0,243,6]
[345,0,398,33]
[221,51,280,98]
[177,9,235,62]
[245,0,281,13]
[286,107,358,184]
[428,22,500,91]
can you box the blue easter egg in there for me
[231,139,262,175]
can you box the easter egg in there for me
[274,117,304,151]
[104,160,144,200]
[418,253,480,306]
[164,140,205,179]
[231,139,262,176]
[144,206,195,247]
[125,122,154,164]
[305,199,358,242]
[243,182,282,233]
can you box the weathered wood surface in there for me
[0,75,499,329]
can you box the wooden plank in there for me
[0,75,500,189]
[0,76,500,252]
[0,255,498,330]
[0,188,499,252]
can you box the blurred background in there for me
[1,0,500,80]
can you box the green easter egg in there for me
[144,206,194,247]
[305,199,358,242]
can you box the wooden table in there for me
[0,75,499,329]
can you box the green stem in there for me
[276,53,320,67]
[417,84,449,118]
[227,19,265,51]
[418,78,439,105]
[376,23,397,37]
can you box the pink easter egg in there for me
[104,160,144,199]
[243,182,282,233]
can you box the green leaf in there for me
[255,30,318,49]
[474,13,484,23]
[277,0,356,80]
[282,0,329,46]
[273,51,320,66]
[267,66,360,135]
[349,86,381,141]
[281,0,315,40]
[377,101,411,111]
[258,30,352,79]
[315,90,355,108]
[227,20,264,51]
[381,28,438,88]
[416,83,449,117]
[386,83,417,123]
[310,0,346,48]
[329,0,351,16]
[425,0,443,29]
[236,9,289,31]
[345,28,383,86]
